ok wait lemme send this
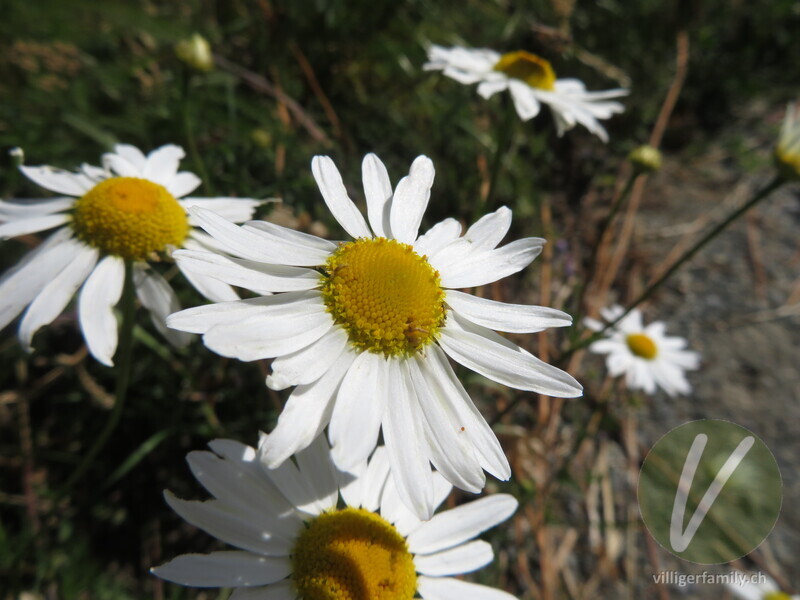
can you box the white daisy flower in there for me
[423,44,628,142]
[0,144,263,366]
[153,435,520,600]
[725,572,798,600]
[585,305,700,397]
[168,153,582,519]
[775,100,800,180]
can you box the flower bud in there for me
[628,144,662,174]
[175,34,213,72]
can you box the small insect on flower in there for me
[0,144,264,365]
[152,435,521,600]
[423,45,628,141]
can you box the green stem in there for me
[560,175,785,362]
[478,102,516,220]
[182,69,213,195]
[61,260,136,492]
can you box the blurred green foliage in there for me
[1,0,799,597]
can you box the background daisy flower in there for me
[725,572,798,600]
[585,305,700,396]
[775,100,800,180]
[423,44,628,141]
[0,144,262,365]
[153,435,520,600]
[168,152,582,519]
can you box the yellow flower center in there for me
[764,593,792,600]
[321,238,446,357]
[71,177,189,260]
[291,507,417,600]
[774,146,800,181]
[626,333,658,360]
[493,51,556,91]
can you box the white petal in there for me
[152,551,290,588]
[164,493,296,557]
[463,206,512,251]
[134,266,192,347]
[362,153,393,237]
[168,291,322,334]
[267,326,348,390]
[438,316,582,398]
[244,219,337,253]
[229,581,295,600]
[311,155,371,239]
[143,144,186,186]
[293,435,341,511]
[329,352,389,470]
[0,228,76,330]
[80,163,108,181]
[259,349,357,468]
[477,79,509,99]
[382,360,435,520]
[102,154,142,177]
[78,255,125,366]
[382,470,452,538]
[389,155,435,244]
[19,244,98,348]
[419,345,510,481]
[186,450,292,517]
[175,250,239,303]
[174,249,321,293]
[0,197,74,219]
[202,304,332,361]
[112,144,147,170]
[413,218,462,257]
[340,446,390,511]
[415,540,494,576]
[19,165,92,196]
[508,80,542,121]
[445,290,572,333]
[407,356,485,493]
[0,213,70,239]
[189,206,332,266]
[435,238,545,289]
[167,172,202,197]
[260,436,336,516]
[417,575,518,600]
[408,494,517,555]
[181,197,263,223]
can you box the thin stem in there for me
[573,171,640,313]
[478,101,516,220]
[181,70,213,195]
[592,172,639,261]
[61,260,136,492]
[560,176,785,361]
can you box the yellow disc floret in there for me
[292,507,417,600]
[626,333,658,360]
[71,177,189,260]
[494,51,556,91]
[764,593,792,600]
[321,238,446,357]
